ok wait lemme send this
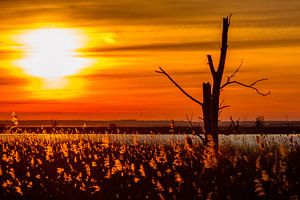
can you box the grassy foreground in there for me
[0,134,299,199]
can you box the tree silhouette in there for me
[255,115,265,127]
[156,16,270,150]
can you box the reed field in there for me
[0,132,299,199]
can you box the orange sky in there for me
[0,0,300,120]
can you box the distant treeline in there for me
[1,126,300,135]
[0,120,299,128]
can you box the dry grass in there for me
[0,133,299,199]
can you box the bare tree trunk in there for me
[210,17,230,150]
[202,82,212,143]
[201,17,230,150]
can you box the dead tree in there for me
[156,16,270,150]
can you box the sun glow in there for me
[15,28,91,81]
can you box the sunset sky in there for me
[1,0,300,120]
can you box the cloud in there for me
[0,49,20,59]
[75,67,223,80]
[75,71,157,80]
[1,0,300,28]
[0,76,28,86]
[82,41,215,53]
[81,38,300,54]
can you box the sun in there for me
[15,28,91,80]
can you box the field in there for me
[0,133,300,199]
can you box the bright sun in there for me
[15,28,90,80]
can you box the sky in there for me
[0,0,300,120]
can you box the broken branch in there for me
[207,55,216,76]
[156,67,203,106]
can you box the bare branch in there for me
[220,59,243,93]
[207,55,216,76]
[219,105,230,110]
[221,79,270,96]
[156,67,203,106]
[218,109,223,117]
[226,59,243,81]
[230,115,237,128]
[220,60,270,96]
[248,79,269,87]
[185,113,194,128]
[185,113,205,144]
[219,99,230,111]
[230,115,240,130]
[218,99,230,117]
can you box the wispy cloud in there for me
[1,0,300,28]
[81,38,300,54]
[0,76,28,86]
